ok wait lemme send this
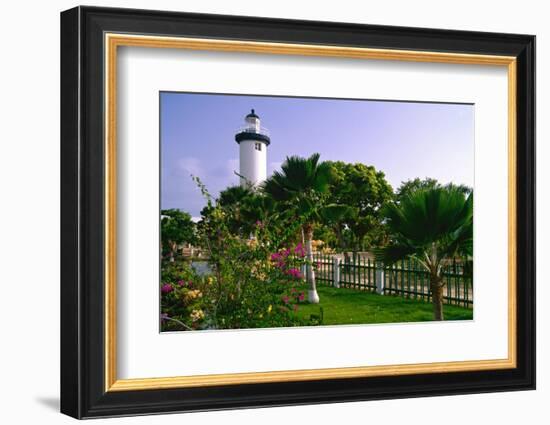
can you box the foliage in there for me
[160,247,314,331]
[396,178,472,201]
[262,154,349,303]
[160,159,475,328]
[323,161,394,252]
[160,260,211,331]
[215,185,257,236]
[212,185,278,238]
[209,244,312,329]
[159,176,320,331]
[263,153,333,203]
[374,186,473,320]
[160,209,197,260]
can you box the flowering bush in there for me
[160,177,324,331]
[160,238,313,330]
[201,239,311,330]
[160,261,212,331]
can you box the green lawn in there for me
[295,285,473,325]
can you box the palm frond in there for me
[319,204,354,224]
[262,171,290,201]
[313,160,333,193]
[383,187,472,246]
[263,153,332,200]
[380,186,473,270]
[373,244,416,266]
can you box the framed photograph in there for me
[60,6,535,419]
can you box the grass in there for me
[295,285,473,325]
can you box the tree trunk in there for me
[430,277,444,321]
[169,241,176,263]
[304,224,319,304]
[334,224,347,258]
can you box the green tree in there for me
[216,185,256,236]
[396,178,471,201]
[263,153,342,304]
[207,185,279,238]
[161,209,197,261]
[218,185,253,207]
[325,162,393,254]
[375,187,473,320]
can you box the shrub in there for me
[160,177,322,331]
[160,260,212,331]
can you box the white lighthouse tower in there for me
[235,109,270,188]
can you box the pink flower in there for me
[286,268,302,279]
[177,280,185,286]
[298,292,305,302]
[281,295,290,304]
[270,252,281,261]
[161,283,173,294]
[294,243,306,257]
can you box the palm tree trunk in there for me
[430,276,444,321]
[304,224,319,304]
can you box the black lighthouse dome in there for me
[246,109,259,119]
[235,109,271,145]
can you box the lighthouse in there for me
[235,109,270,188]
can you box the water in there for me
[191,261,212,276]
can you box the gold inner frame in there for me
[104,33,517,392]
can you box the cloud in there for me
[177,157,202,176]
[210,158,237,175]
[166,157,241,215]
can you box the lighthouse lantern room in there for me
[235,109,270,188]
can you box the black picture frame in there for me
[61,5,535,419]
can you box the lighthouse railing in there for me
[235,125,270,137]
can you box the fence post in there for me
[375,262,385,295]
[333,257,341,288]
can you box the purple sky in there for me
[161,92,474,218]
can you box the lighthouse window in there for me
[255,142,262,151]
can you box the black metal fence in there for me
[312,253,473,308]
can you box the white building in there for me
[235,109,270,188]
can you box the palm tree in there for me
[262,153,334,304]
[218,185,254,207]
[375,187,473,320]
